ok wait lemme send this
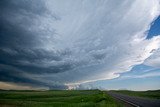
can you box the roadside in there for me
[108,91,160,107]
[111,90,160,99]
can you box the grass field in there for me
[111,90,160,99]
[0,90,122,107]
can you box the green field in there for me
[0,90,122,107]
[111,90,160,99]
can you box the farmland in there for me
[0,90,122,107]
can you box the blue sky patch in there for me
[147,16,160,39]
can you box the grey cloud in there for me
[144,48,160,68]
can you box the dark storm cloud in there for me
[0,48,74,74]
[0,0,52,48]
[0,0,69,89]
[0,64,48,87]
[0,63,69,89]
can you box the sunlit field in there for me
[0,90,122,107]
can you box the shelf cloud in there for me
[0,0,160,89]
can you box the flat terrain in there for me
[111,90,160,99]
[108,91,160,107]
[0,90,122,107]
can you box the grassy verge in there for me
[111,90,160,99]
[0,90,122,107]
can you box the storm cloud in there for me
[0,0,160,89]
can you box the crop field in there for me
[0,90,122,107]
[112,90,160,99]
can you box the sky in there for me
[0,0,160,90]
